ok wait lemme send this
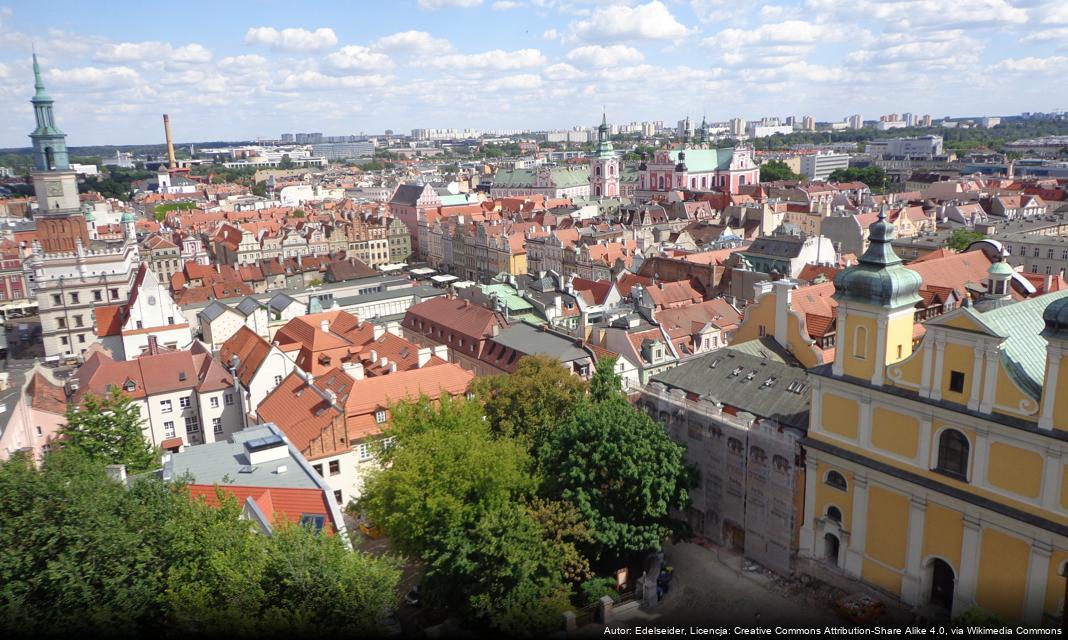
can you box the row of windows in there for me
[823,428,971,491]
[160,394,233,412]
[51,289,120,306]
[1005,245,1068,261]
[164,417,223,438]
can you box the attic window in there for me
[178,371,187,382]
[761,376,777,388]
[786,380,809,394]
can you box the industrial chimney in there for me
[162,114,177,171]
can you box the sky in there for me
[0,0,1066,146]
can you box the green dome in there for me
[121,211,136,223]
[833,209,923,309]
[1042,296,1068,338]
[989,259,1015,277]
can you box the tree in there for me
[292,209,306,218]
[589,356,622,403]
[828,165,887,191]
[360,396,571,634]
[278,154,295,170]
[759,160,801,182]
[472,355,587,449]
[538,393,691,561]
[946,228,985,252]
[62,387,158,473]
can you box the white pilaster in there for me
[859,396,873,448]
[800,458,819,557]
[1023,540,1053,624]
[972,427,989,486]
[1040,344,1063,431]
[900,496,928,606]
[811,384,823,434]
[931,338,946,402]
[967,346,984,411]
[953,515,981,618]
[873,316,888,385]
[844,475,869,578]
[920,335,934,398]
[917,418,933,470]
[978,345,1000,414]
[1041,447,1063,510]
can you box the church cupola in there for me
[975,256,1015,311]
[675,151,687,173]
[29,53,69,172]
[831,208,923,383]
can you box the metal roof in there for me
[490,321,591,363]
[976,289,1068,400]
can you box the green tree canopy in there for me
[0,448,400,636]
[759,160,801,182]
[62,387,158,473]
[946,228,986,252]
[472,354,587,449]
[538,391,692,560]
[827,165,888,191]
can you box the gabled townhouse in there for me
[220,326,295,420]
[256,359,473,506]
[68,339,244,450]
[95,264,194,360]
[401,296,508,376]
[0,367,67,464]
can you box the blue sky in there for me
[0,0,1066,146]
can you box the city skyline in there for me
[0,0,1067,146]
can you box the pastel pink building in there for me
[636,146,759,198]
[0,368,67,464]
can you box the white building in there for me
[800,152,851,181]
[96,264,195,360]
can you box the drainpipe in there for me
[229,355,248,431]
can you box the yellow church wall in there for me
[938,313,989,333]
[976,528,1029,622]
[821,392,859,440]
[866,485,909,570]
[1061,465,1068,510]
[939,342,975,406]
[871,407,919,459]
[887,341,925,389]
[992,366,1039,421]
[731,296,775,345]
[862,559,903,596]
[1043,550,1068,617]
[921,503,963,569]
[843,314,877,381]
[815,467,853,530]
[885,313,915,365]
[1050,353,1068,433]
[986,442,1043,499]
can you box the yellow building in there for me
[800,211,1068,624]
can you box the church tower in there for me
[29,53,89,253]
[831,208,922,384]
[589,112,619,198]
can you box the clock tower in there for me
[29,53,88,253]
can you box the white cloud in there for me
[486,74,542,91]
[430,48,546,70]
[95,41,167,62]
[324,45,393,71]
[171,44,213,63]
[804,0,1026,31]
[418,0,483,8]
[47,65,140,89]
[1024,27,1068,42]
[543,62,582,80]
[994,56,1068,74]
[370,30,453,55]
[542,28,559,40]
[567,1,690,42]
[279,69,390,89]
[566,44,644,67]
[492,0,522,8]
[218,54,268,69]
[742,61,847,83]
[244,27,338,52]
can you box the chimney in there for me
[373,324,385,340]
[432,344,448,360]
[417,347,432,368]
[320,319,330,332]
[325,389,337,407]
[342,361,365,380]
[147,335,159,355]
[380,356,389,368]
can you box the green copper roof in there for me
[665,148,733,172]
[481,283,536,313]
[989,260,1015,276]
[493,166,590,189]
[31,54,51,102]
[833,209,922,309]
[981,289,1068,400]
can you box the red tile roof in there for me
[186,484,337,533]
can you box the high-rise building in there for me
[24,55,139,358]
[802,115,816,131]
[922,115,933,127]
[280,133,294,143]
[729,117,746,137]
[800,152,850,181]
[848,114,864,130]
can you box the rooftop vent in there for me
[730,366,744,376]
[238,464,256,474]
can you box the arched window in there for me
[45,147,55,170]
[596,186,601,196]
[658,176,664,190]
[853,325,868,359]
[596,166,601,176]
[826,506,842,522]
[825,470,848,491]
[936,429,970,479]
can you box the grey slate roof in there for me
[743,236,806,259]
[389,184,428,207]
[235,296,265,317]
[489,321,591,364]
[268,292,299,314]
[163,424,320,489]
[198,300,231,322]
[651,349,811,430]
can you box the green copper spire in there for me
[833,206,923,309]
[596,110,614,158]
[28,52,69,171]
